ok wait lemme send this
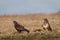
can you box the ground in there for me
[0,13,60,40]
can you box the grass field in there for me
[0,13,60,40]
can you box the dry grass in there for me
[0,13,60,40]
[0,32,60,40]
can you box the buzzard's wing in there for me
[47,26,52,32]
[14,23,25,30]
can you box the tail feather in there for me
[47,27,52,32]
[23,29,30,33]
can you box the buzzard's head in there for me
[13,21,18,25]
[44,18,48,23]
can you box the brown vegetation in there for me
[0,13,60,34]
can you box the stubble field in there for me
[0,13,60,40]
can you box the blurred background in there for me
[0,0,60,15]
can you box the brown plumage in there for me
[13,21,29,33]
[42,18,52,32]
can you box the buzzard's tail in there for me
[47,27,52,32]
[24,29,30,33]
